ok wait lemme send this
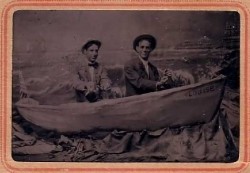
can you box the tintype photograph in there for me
[12,10,240,162]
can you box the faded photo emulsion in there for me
[12,10,240,162]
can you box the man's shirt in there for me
[138,56,149,78]
[88,65,95,82]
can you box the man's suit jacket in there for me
[72,61,111,102]
[124,56,160,97]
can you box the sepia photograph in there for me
[12,10,240,162]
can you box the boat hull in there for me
[16,76,226,133]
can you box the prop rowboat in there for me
[15,76,226,133]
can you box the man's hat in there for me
[133,34,157,51]
[82,40,101,52]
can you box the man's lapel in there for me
[148,62,156,80]
[79,63,91,82]
[137,57,149,79]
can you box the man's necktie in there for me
[88,62,97,67]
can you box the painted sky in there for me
[13,10,239,64]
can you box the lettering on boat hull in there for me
[187,84,217,97]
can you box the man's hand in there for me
[100,82,111,91]
[85,82,100,102]
[86,82,96,92]
[164,69,173,78]
[160,76,169,84]
[156,69,174,90]
[156,78,168,90]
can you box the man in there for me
[73,40,111,102]
[124,34,174,97]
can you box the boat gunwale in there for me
[15,75,226,110]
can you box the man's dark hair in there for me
[133,34,157,51]
[81,40,101,53]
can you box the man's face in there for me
[84,44,99,63]
[136,40,152,61]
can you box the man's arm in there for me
[99,66,112,91]
[71,65,89,91]
[72,74,88,91]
